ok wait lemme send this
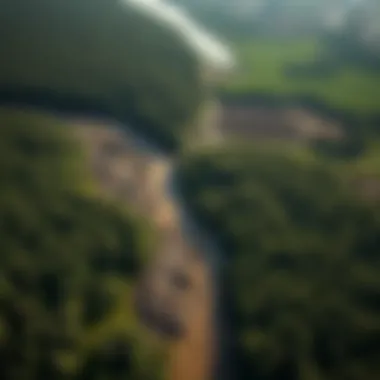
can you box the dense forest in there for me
[175,2,380,378]
[0,0,204,151]
[0,2,209,379]
[0,109,164,380]
[1,1,380,380]
[178,146,380,380]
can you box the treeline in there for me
[0,0,204,152]
[323,3,380,72]
[178,146,380,380]
[0,109,163,380]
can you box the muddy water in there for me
[71,108,225,380]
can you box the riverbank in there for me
[70,118,220,380]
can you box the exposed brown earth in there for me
[220,104,343,141]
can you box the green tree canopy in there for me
[0,109,163,380]
[178,146,380,380]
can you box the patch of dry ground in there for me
[220,104,343,141]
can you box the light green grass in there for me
[224,39,380,115]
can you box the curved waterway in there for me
[70,99,230,380]
[120,121,226,380]
[168,164,233,380]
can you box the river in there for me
[71,98,229,380]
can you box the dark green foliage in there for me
[178,147,380,380]
[311,120,374,160]
[323,9,380,73]
[0,110,159,379]
[312,136,367,160]
[81,335,134,380]
[0,0,204,151]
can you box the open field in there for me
[223,39,380,115]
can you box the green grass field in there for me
[223,39,380,115]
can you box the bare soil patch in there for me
[220,104,343,141]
